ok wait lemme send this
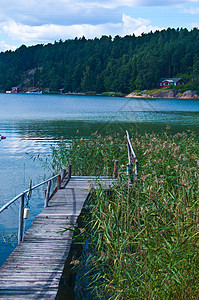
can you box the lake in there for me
[0,93,199,266]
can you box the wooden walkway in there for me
[0,176,116,299]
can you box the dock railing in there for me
[126,130,138,182]
[0,164,71,244]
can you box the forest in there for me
[0,27,199,94]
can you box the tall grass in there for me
[51,132,127,176]
[52,131,199,299]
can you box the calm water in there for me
[0,93,199,266]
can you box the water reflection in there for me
[13,117,199,139]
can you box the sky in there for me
[0,0,199,52]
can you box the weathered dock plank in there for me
[0,176,116,299]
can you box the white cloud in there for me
[0,1,123,26]
[121,14,162,35]
[0,40,16,52]
[0,0,198,51]
[182,6,199,13]
[2,14,162,46]
[1,1,199,26]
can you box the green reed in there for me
[51,132,127,176]
[52,131,199,299]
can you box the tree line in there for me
[0,27,199,94]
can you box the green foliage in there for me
[1,28,199,93]
[51,132,127,176]
[179,78,199,92]
[52,131,199,299]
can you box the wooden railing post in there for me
[61,168,66,181]
[113,160,119,178]
[45,180,52,207]
[126,163,130,176]
[68,164,72,178]
[18,194,25,244]
[127,142,131,178]
[135,159,138,181]
[57,175,61,189]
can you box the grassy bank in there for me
[52,131,199,299]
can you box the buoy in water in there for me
[0,135,6,140]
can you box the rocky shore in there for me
[126,89,199,99]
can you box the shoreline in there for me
[125,89,199,99]
[3,89,199,99]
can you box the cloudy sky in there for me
[0,0,199,52]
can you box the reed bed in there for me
[52,131,199,299]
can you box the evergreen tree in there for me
[0,28,199,93]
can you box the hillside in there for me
[1,28,199,94]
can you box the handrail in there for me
[0,173,60,214]
[126,130,137,160]
[126,130,138,181]
[0,164,72,244]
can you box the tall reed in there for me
[52,131,199,299]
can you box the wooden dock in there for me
[0,176,116,299]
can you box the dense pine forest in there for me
[1,27,199,94]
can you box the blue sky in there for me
[0,0,199,52]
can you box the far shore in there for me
[126,89,199,99]
[3,88,199,99]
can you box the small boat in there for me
[26,91,42,94]
[0,135,6,140]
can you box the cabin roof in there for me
[159,78,184,83]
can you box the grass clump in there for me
[52,131,199,299]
